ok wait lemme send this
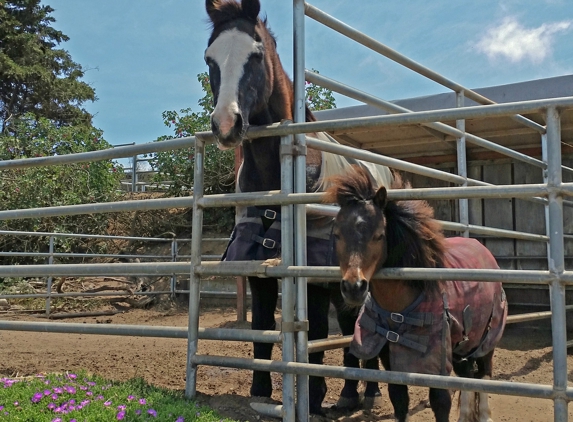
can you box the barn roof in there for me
[314,74,573,165]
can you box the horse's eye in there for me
[333,233,340,240]
[374,234,384,241]
[251,52,263,62]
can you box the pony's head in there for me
[205,0,275,150]
[324,166,389,306]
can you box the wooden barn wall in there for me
[402,157,573,273]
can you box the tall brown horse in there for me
[325,167,507,422]
[205,0,393,414]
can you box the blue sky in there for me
[46,0,572,148]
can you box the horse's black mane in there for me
[326,167,447,294]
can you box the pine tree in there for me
[0,0,96,133]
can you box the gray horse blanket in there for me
[222,133,393,266]
[350,237,507,375]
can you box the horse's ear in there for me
[241,0,260,21]
[206,0,220,22]
[373,186,387,209]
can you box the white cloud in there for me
[476,17,571,64]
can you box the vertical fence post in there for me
[171,239,178,300]
[280,131,297,422]
[46,236,54,316]
[293,1,309,420]
[456,91,469,237]
[132,154,138,192]
[185,136,205,399]
[545,106,568,422]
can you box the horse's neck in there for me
[238,68,321,194]
[370,280,421,313]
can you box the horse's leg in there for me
[248,276,278,398]
[429,388,451,422]
[454,353,495,422]
[307,283,331,415]
[330,286,381,410]
[475,351,494,422]
[380,346,409,422]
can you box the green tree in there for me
[0,114,123,265]
[0,0,96,133]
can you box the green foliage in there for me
[0,0,96,133]
[306,69,337,111]
[149,72,336,232]
[0,114,123,265]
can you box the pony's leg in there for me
[307,283,331,415]
[248,276,278,398]
[429,388,451,422]
[330,286,381,410]
[475,351,494,422]
[380,346,409,422]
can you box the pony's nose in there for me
[340,278,368,304]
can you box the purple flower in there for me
[64,386,76,394]
[67,373,77,380]
[87,381,96,386]
[80,385,88,391]
[138,398,146,405]
[52,418,62,422]
[44,389,52,396]
[176,417,185,422]
[0,406,4,411]
[117,405,126,411]
[31,393,43,403]
[96,395,104,401]
[117,410,126,420]
[86,391,93,396]
[127,395,134,401]
[13,401,19,406]
[147,408,157,417]
[81,399,90,406]
[69,399,76,405]
[48,403,56,410]
[135,409,142,416]
[51,394,58,400]
[54,387,64,394]
[104,400,112,407]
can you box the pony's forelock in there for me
[324,166,379,206]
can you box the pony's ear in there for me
[373,186,387,209]
[241,0,260,21]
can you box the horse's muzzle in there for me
[211,113,245,150]
[340,278,368,306]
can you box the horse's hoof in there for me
[309,405,326,416]
[363,392,383,410]
[250,383,272,398]
[332,395,361,411]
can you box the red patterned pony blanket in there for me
[350,237,507,375]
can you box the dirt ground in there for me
[1,305,573,422]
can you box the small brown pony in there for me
[325,166,507,422]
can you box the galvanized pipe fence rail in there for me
[0,229,230,314]
[0,4,572,422]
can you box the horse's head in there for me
[205,0,273,150]
[325,167,389,307]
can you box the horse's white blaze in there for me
[457,390,471,422]
[205,29,262,137]
[478,392,493,422]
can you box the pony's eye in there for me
[374,234,384,241]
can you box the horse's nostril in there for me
[359,279,368,293]
[234,113,243,131]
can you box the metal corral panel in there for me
[315,75,573,164]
